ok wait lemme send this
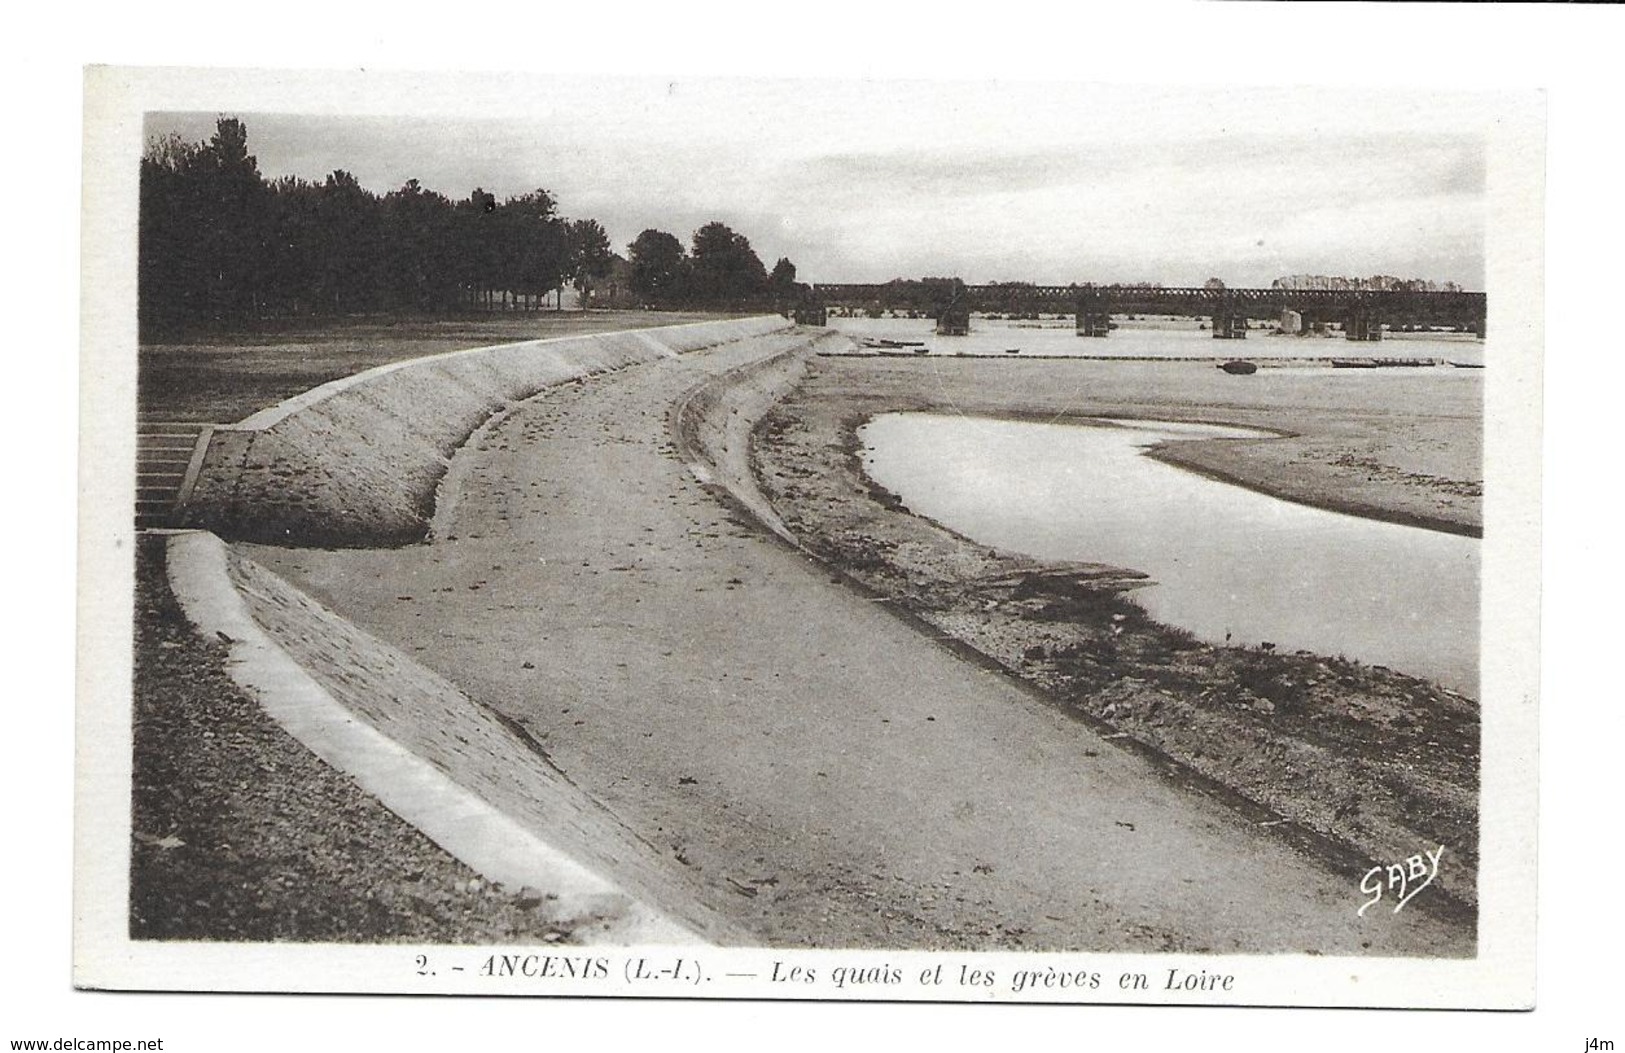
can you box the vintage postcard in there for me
[75,65,1542,1007]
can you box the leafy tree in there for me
[262,175,322,315]
[138,117,266,328]
[566,218,614,307]
[768,256,797,291]
[383,179,459,310]
[689,221,768,306]
[197,118,266,319]
[459,188,502,306]
[139,132,205,331]
[312,169,382,313]
[499,189,568,307]
[628,228,688,305]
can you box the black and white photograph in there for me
[67,48,1551,1024]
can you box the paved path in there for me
[246,338,1472,954]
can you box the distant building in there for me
[580,253,638,309]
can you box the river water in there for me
[829,315,1486,366]
[858,412,1480,696]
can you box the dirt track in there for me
[245,337,1473,954]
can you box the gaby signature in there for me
[1359,845,1444,916]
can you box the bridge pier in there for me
[1345,308,1383,341]
[935,304,970,336]
[1076,310,1111,337]
[806,285,1483,341]
[1211,312,1247,339]
[1296,312,1329,336]
[1075,293,1111,337]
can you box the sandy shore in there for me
[243,334,1473,954]
[802,354,1482,535]
[751,354,1480,914]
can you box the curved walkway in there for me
[244,335,1472,953]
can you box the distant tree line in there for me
[625,226,801,311]
[1271,274,1466,293]
[139,117,802,336]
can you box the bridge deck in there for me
[808,284,1485,326]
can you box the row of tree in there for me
[1271,274,1467,292]
[623,225,798,309]
[139,117,801,335]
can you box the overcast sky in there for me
[149,79,1492,288]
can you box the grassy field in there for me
[138,310,739,423]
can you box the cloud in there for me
[145,94,1490,289]
[757,134,1484,284]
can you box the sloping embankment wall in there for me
[672,328,851,544]
[165,531,733,944]
[185,316,794,546]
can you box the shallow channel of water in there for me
[858,413,1480,696]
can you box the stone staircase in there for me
[136,422,213,529]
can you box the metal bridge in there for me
[803,283,1487,340]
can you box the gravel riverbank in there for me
[751,355,1481,918]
